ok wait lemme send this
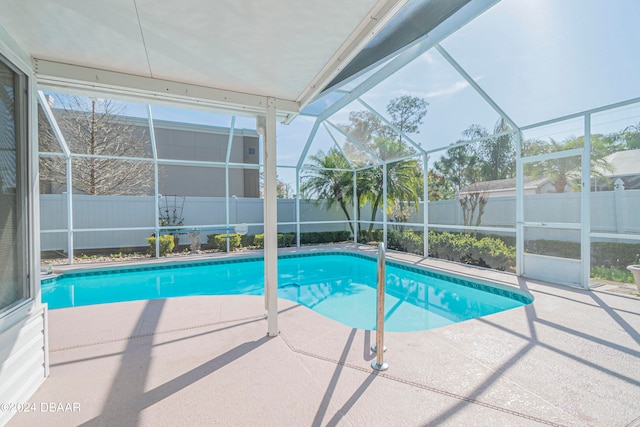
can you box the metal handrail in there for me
[371,242,388,371]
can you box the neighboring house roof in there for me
[596,149,640,177]
[460,149,640,196]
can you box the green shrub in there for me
[387,230,423,255]
[212,234,241,251]
[280,233,295,247]
[427,231,515,271]
[253,233,295,248]
[591,242,640,268]
[241,234,255,247]
[146,235,175,256]
[402,230,424,255]
[525,239,580,259]
[299,231,351,244]
[473,236,516,271]
[358,230,383,243]
[300,232,325,245]
[590,265,634,284]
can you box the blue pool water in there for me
[41,252,532,332]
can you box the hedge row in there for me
[523,239,640,268]
[253,231,352,248]
[428,231,516,271]
[359,229,516,271]
[387,230,423,255]
[591,242,640,268]
[206,230,352,250]
[200,228,639,281]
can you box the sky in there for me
[46,0,640,191]
[275,0,640,188]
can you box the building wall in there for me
[39,117,261,198]
[243,135,260,197]
[144,121,260,198]
[0,23,47,426]
[0,304,48,426]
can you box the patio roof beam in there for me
[426,129,518,154]
[296,118,321,169]
[225,116,236,253]
[325,120,383,164]
[38,89,74,263]
[297,0,409,108]
[356,98,427,155]
[520,95,640,131]
[435,44,519,130]
[314,0,499,122]
[316,37,435,122]
[157,159,260,169]
[146,105,160,258]
[381,153,421,164]
[356,163,383,172]
[38,152,260,169]
[35,59,299,120]
[299,166,354,173]
[37,91,70,158]
[322,122,355,170]
[520,148,583,164]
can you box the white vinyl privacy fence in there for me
[40,188,640,251]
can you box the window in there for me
[0,54,28,313]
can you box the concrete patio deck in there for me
[9,246,640,426]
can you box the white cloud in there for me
[416,51,435,65]
[424,80,471,98]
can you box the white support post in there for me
[295,167,301,247]
[225,116,237,253]
[423,153,428,257]
[581,114,591,288]
[515,132,524,276]
[261,98,279,337]
[37,91,74,264]
[146,105,160,258]
[65,159,74,264]
[353,170,358,244]
[614,179,626,233]
[383,162,388,246]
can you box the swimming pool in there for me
[41,252,532,332]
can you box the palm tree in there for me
[301,148,355,232]
[359,137,422,232]
[523,135,613,192]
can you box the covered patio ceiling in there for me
[0,0,488,120]
[0,0,410,119]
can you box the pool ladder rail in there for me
[371,242,388,371]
